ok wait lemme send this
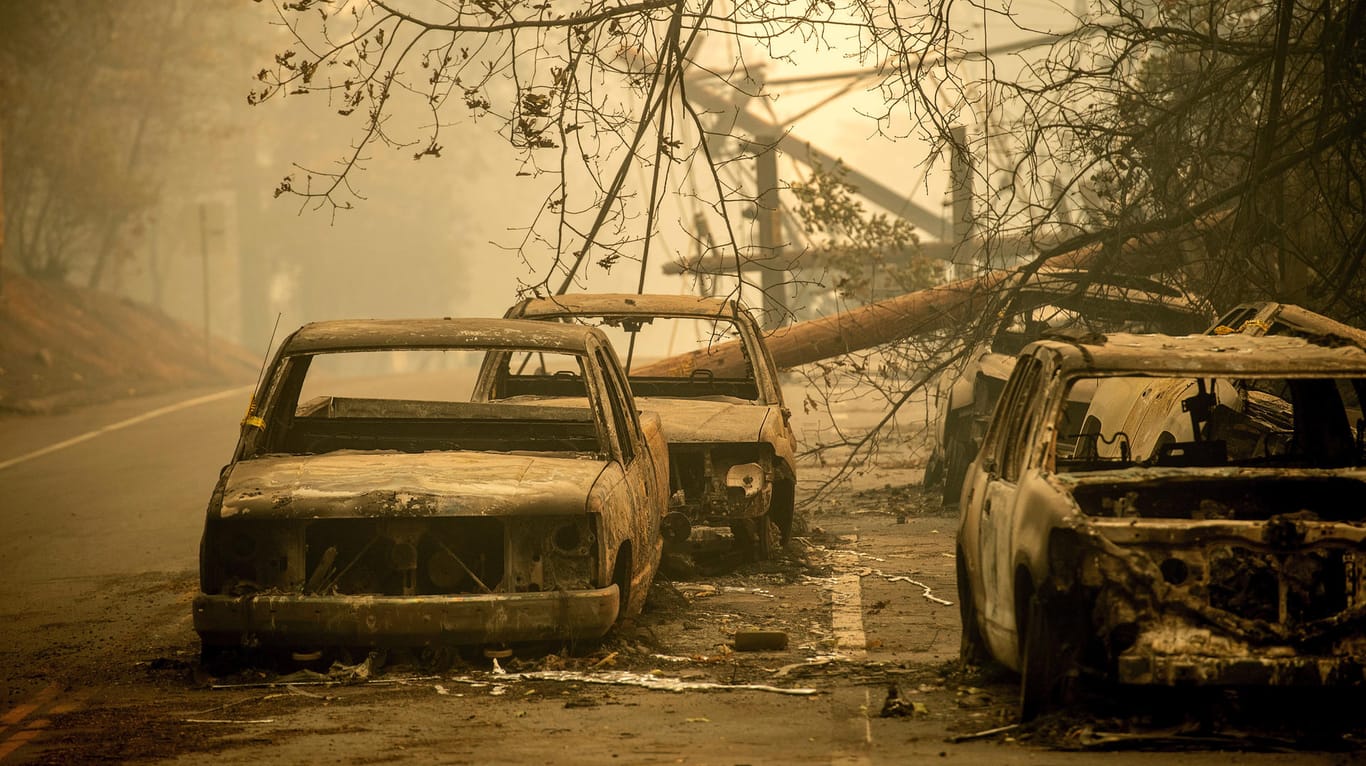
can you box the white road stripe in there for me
[828,542,868,660]
[827,538,873,766]
[0,386,251,473]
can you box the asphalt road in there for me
[0,386,249,585]
[0,386,1360,764]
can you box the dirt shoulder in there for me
[0,269,257,414]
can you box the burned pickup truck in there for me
[956,332,1366,719]
[194,318,666,662]
[927,269,1208,503]
[499,294,797,560]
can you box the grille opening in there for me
[305,518,504,596]
[1208,545,1351,624]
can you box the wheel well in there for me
[771,476,795,542]
[611,541,633,619]
[955,547,971,594]
[1014,565,1035,664]
[955,547,975,623]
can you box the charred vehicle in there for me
[500,294,796,560]
[956,332,1366,719]
[194,319,667,661]
[927,269,1208,503]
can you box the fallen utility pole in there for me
[634,224,1208,378]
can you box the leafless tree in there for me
[254,0,1365,494]
[0,0,262,289]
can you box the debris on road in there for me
[677,584,719,599]
[772,656,840,678]
[945,723,1021,743]
[733,630,789,651]
[1070,726,1298,751]
[513,670,818,696]
[210,675,440,690]
[879,684,929,718]
[882,575,952,605]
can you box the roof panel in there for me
[1038,332,1366,376]
[281,318,601,354]
[514,293,736,319]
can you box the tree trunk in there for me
[633,226,1198,377]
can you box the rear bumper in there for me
[194,585,619,647]
[1117,652,1366,686]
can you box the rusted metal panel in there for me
[282,317,602,354]
[1036,332,1366,375]
[195,586,622,647]
[637,398,770,445]
[513,293,732,319]
[218,451,608,520]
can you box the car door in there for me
[735,305,799,463]
[592,344,656,520]
[976,356,1045,653]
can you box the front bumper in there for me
[194,585,619,647]
[1118,652,1366,686]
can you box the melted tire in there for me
[956,554,991,666]
[732,515,778,562]
[941,433,972,506]
[1018,593,1080,721]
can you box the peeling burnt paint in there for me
[218,451,607,520]
[1033,491,1366,689]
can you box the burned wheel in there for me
[755,513,777,560]
[923,448,945,488]
[199,641,237,671]
[732,515,779,562]
[941,430,974,506]
[1018,593,1078,721]
[956,554,990,666]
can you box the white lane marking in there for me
[828,545,868,661]
[863,687,873,745]
[821,536,873,766]
[0,386,251,472]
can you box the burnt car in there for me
[926,269,1208,503]
[499,294,797,560]
[956,332,1366,719]
[194,318,667,662]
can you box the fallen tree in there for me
[636,223,1209,378]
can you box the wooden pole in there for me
[755,135,786,329]
[634,267,1017,378]
[634,224,1203,378]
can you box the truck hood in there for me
[218,450,607,520]
[635,397,771,444]
[1052,466,1366,523]
[1048,467,1366,647]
